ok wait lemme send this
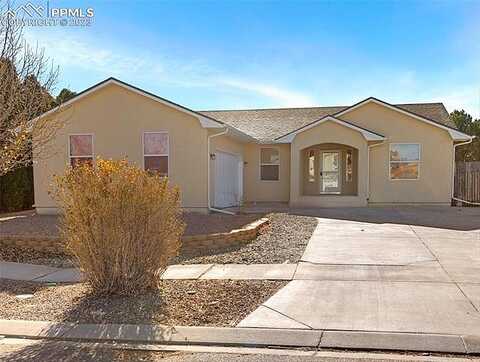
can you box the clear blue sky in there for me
[26,0,480,117]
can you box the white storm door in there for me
[214,151,240,208]
[320,151,341,194]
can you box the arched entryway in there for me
[301,143,358,196]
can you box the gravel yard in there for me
[176,213,318,264]
[0,212,262,268]
[0,246,73,268]
[1,212,317,267]
[0,279,285,327]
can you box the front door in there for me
[320,151,341,194]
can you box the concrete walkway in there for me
[239,213,480,340]
[0,261,299,283]
[0,261,82,283]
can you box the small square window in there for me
[144,156,168,175]
[144,132,169,155]
[389,144,420,180]
[70,157,94,167]
[69,134,93,167]
[261,164,279,181]
[144,132,169,176]
[260,148,279,181]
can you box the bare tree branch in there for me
[0,0,63,176]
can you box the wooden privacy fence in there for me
[454,161,480,206]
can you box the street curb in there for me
[0,320,321,348]
[320,331,467,354]
[0,320,479,354]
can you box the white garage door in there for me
[214,151,242,208]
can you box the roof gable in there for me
[335,97,471,141]
[275,115,385,143]
[35,77,224,129]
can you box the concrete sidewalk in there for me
[0,261,298,283]
[0,319,479,354]
[0,261,82,283]
[2,255,479,284]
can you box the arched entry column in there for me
[302,143,358,197]
[289,120,369,208]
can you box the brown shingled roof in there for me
[200,102,453,143]
[396,103,453,127]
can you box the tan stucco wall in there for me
[290,121,368,207]
[338,102,454,204]
[34,85,455,211]
[33,83,209,214]
[243,143,291,203]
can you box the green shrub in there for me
[0,166,34,212]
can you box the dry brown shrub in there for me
[53,158,185,295]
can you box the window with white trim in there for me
[308,150,315,182]
[389,143,420,180]
[260,148,279,181]
[346,150,353,182]
[69,134,93,167]
[144,132,169,176]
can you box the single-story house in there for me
[32,77,473,214]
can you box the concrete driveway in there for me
[239,206,480,337]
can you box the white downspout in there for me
[207,128,236,215]
[451,136,479,206]
[366,140,386,204]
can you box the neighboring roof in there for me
[396,102,454,128]
[200,101,458,143]
[275,115,386,143]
